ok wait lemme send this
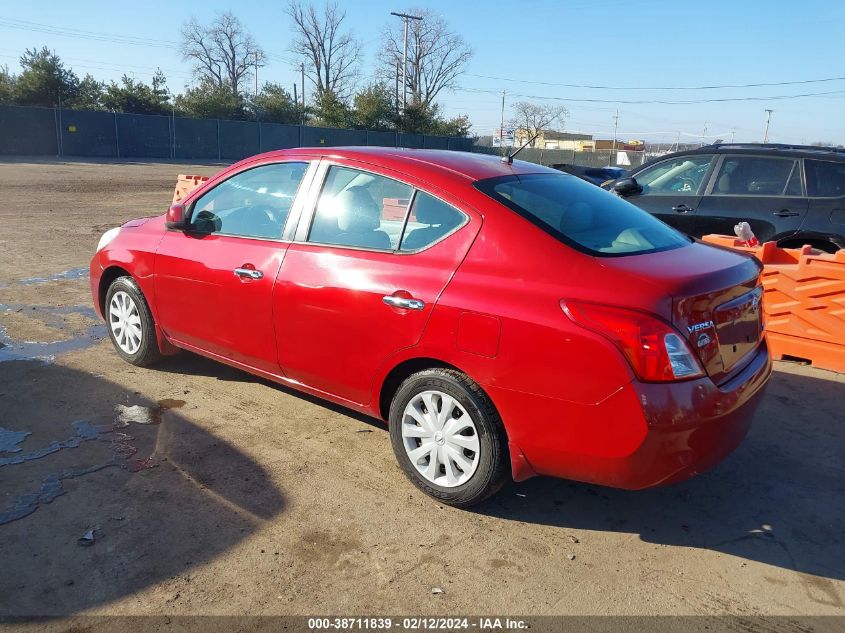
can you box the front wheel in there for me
[105,276,163,367]
[389,368,509,508]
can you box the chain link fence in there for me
[0,105,473,160]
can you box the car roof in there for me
[245,146,560,181]
[648,143,845,162]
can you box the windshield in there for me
[475,173,690,256]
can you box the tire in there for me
[389,368,509,508]
[778,239,839,254]
[104,276,164,367]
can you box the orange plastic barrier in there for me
[702,235,845,373]
[172,174,209,204]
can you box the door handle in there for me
[672,204,694,213]
[382,295,425,310]
[233,267,263,280]
[772,209,800,217]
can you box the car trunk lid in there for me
[598,242,764,384]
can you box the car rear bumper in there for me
[496,340,772,489]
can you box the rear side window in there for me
[399,192,466,251]
[475,173,690,256]
[805,160,845,197]
[711,156,799,196]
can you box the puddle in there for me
[0,401,185,525]
[16,267,89,286]
[0,420,100,467]
[0,303,105,363]
[0,427,30,453]
[115,400,185,426]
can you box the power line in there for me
[0,18,178,48]
[464,72,845,91]
[455,86,845,105]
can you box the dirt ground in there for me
[0,159,843,624]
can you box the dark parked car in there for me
[551,163,627,186]
[604,144,845,252]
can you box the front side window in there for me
[634,155,714,195]
[805,159,845,197]
[711,156,799,196]
[190,162,307,238]
[475,173,690,256]
[308,166,413,250]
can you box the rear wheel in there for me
[778,238,839,254]
[105,276,163,367]
[389,368,508,507]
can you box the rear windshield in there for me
[474,173,690,256]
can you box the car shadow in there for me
[158,351,383,428]
[0,360,286,616]
[476,367,845,586]
[122,351,845,585]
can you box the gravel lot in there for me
[0,159,843,624]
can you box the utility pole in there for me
[254,52,259,98]
[610,109,619,166]
[300,63,306,125]
[763,109,774,143]
[500,89,506,148]
[730,127,736,143]
[395,61,400,116]
[390,11,423,112]
[674,131,680,152]
[701,121,708,146]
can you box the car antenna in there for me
[502,132,540,164]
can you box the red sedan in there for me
[90,148,771,507]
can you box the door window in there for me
[189,162,308,238]
[711,156,798,196]
[634,155,714,195]
[805,160,845,197]
[308,166,413,250]
[399,192,467,251]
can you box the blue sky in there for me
[1,0,843,145]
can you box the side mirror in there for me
[165,204,187,229]
[612,177,643,197]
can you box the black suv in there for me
[604,143,845,252]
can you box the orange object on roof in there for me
[172,174,209,204]
[702,235,845,373]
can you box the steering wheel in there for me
[672,178,697,193]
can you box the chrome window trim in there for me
[294,160,470,255]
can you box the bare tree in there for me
[286,1,361,99]
[180,12,266,96]
[509,102,568,147]
[378,9,472,107]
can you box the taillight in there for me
[561,300,704,382]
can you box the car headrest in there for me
[336,186,380,232]
[415,195,458,225]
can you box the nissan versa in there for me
[90,148,772,507]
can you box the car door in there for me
[803,158,845,248]
[154,160,314,373]
[273,161,479,405]
[624,154,716,234]
[694,155,807,242]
